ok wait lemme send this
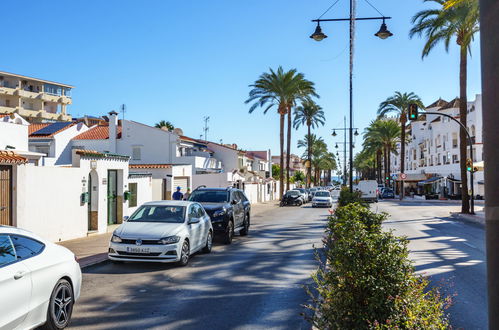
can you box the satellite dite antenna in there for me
[120,104,126,121]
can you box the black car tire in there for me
[223,220,234,244]
[202,230,213,253]
[297,200,303,206]
[42,279,74,330]
[178,240,190,266]
[240,214,250,236]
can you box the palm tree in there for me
[318,152,337,185]
[155,120,174,131]
[410,0,479,213]
[378,92,424,198]
[246,67,316,197]
[298,134,327,185]
[293,100,325,188]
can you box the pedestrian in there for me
[183,188,191,201]
[172,186,183,200]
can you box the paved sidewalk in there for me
[450,210,485,226]
[58,201,280,268]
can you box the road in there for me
[377,200,487,329]
[69,205,328,330]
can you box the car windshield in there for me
[128,205,185,223]
[297,189,305,193]
[315,191,330,197]
[286,191,299,196]
[189,190,229,203]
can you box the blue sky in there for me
[2,0,481,158]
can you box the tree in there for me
[246,67,317,198]
[410,0,479,213]
[272,164,281,180]
[378,92,424,198]
[154,120,174,131]
[298,134,325,185]
[293,171,306,184]
[318,152,337,186]
[293,99,325,188]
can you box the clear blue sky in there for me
[3,0,481,157]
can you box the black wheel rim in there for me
[182,242,189,263]
[51,284,72,327]
[228,222,233,239]
[207,232,213,250]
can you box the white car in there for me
[0,226,82,330]
[108,201,213,265]
[312,191,334,208]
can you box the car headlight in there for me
[159,236,180,245]
[111,234,122,243]
[213,209,226,217]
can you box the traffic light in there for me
[466,158,473,172]
[408,103,418,120]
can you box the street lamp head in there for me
[375,19,393,40]
[354,129,359,136]
[335,143,339,149]
[332,130,337,137]
[336,151,339,156]
[310,22,328,41]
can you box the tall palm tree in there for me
[246,66,316,197]
[378,92,424,198]
[298,134,327,185]
[410,0,479,213]
[318,152,337,185]
[293,100,325,188]
[155,120,174,131]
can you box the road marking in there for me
[104,296,134,312]
[464,242,477,249]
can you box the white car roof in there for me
[0,225,46,242]
[141,200,195,207]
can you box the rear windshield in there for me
[315,191,330,197]
[189,190,229,203]
[286,191,299,196]
[129,206,185,223]
[297,189,305,193]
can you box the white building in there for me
[390,94,484,198]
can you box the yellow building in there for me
[0,71,73,122]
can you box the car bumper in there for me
[312,202,332,207]
[108,242,180,263]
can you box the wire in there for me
[318,0,342,19]
[362,0,384,17]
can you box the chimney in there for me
[108,111,118,153]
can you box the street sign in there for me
[400,173,407,180]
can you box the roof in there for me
[142,200,195,207]
[29,122,74,137]
[0,71,74,88]
[0,150,28,164]
[426,98,448,109]
[440,97,460,110]
[417,176,443,185]
[75,149,129,160]
[431,117,441,123]
[246,151,267,161]
[28,123,50,135]
[129,164,172,169]
[72,124,122,140]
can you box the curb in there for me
[449,212,485,226]
[78,253,108,269]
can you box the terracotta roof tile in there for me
[29,123,75,138]
[72,125,122,140]
[431,117,441,123]
[0,150,28,164]
[426,98,448,109]
[440,97,460,110]
[28,123,50,135]
[129,164,172,169]
[75,149,129,160]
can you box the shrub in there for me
[305,203,449,329]
[338,187,368,207]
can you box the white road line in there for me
[104,296,134,312]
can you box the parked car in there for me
[280,190,304,206]
[108,201,213,265]
[295,188,309,203]
[188,187,251,244]
[0,226,82,330]
[356,180,379,203]
[312,190,334,208]
[381,188,395,199]
[309,187,318,198]
[305,188,313,201]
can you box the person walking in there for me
[183,188,191,201]
[172,186,183,200]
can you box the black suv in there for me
[188,187,251,244]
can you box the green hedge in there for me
[305,203,450,329]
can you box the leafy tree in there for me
[293,170,305,184]
[154,120,174,131]
[410,0,479,213]
[272,164,281,180]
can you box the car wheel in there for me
[203,231,213,253]
[240,214,250,236]
[42,279,74,330]
[178,240,190,266]
[223,220,234,244]
[298,200,303,206]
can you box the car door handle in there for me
[14,271,26,280]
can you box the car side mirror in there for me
[231,200,238,205]
[123,216,129,222]
[189,217,200,224]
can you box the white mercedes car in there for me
[108,201,213,265]
[0,226,82,330]
[312,191,334,208]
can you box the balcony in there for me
[0,86,17,96]
[177,155,222,173]
[16,89,39,99]
[41,93,62,103]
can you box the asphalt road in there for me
[377,200,487,329]
[69,205,328,330]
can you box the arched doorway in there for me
[88,171,99,231]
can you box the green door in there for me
[107,170,118,225]
[88,173,92,230]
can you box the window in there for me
[188,205,198,219]
[0,235,16,267]
[452,133,458,148]
[129,183,138,207]
[132,146,141,160]
[195,204,205,218]
[35,146,50,155]
[10,235,45,260]
[129,205,185,223]
[237,191,248,202]
[452,155,459,164]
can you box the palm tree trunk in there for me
[459,45,470,213]
[387,146,391,187]
[279,113,285,199]
[307,125,312,188]
[400,117,406,200]
[384,146,389,187]
[286,106,292,191]
[376,149,382,184]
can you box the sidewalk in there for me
[450,210,485,226]
[59,202,280,268]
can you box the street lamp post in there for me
[332,116,359,186]
[310,0,392,192]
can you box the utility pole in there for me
[120,104,126,121]
[332,116,358,186]
[479,0,499,327]
[203,116,210,141]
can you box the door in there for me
[187,204,203,252]
[231,191,244,227]
[107,170,118,225]
[0,165,12,226]
[173,177,189,197]
[87,173,92,231]
[0,234,32,329]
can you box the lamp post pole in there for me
[332,118,358,187]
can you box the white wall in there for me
[128,175,153,214]
[53,122,89,165]
[0,120,28,150]
[207,143,239,171]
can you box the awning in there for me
[446,176,461,183]
[418,176,443,186]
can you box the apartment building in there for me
[0,71,73,122]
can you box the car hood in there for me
[115,222,184,239]
[198,202,229,211]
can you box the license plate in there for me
[126,247,150,254]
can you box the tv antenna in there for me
[203,116,210,141]
[120,104,126,121]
